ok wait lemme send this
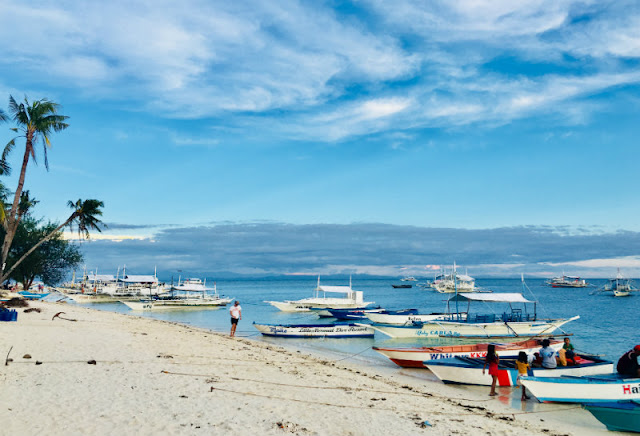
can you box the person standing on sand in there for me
[230,301,242,337]
[482,344,499,396]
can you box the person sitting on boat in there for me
[616,345,640,377]
[516,352,531,401]
[563,337,574,352]
[539,339,557,369]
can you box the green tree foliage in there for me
[5,216,82,289]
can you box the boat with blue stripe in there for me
[425,355,613,387]
[521,373,640,403]
[252,322,375,338]
[583,401,640,433]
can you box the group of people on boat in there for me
[483,337,579,399]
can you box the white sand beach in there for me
[0,301,611,436]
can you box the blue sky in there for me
[1,0,640,278]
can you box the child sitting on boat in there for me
[516,352,531,401]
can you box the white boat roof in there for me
[122,275,158,283]
[87,274,115,282]
[316,285,354,294]
[456,274,474,281]
[448,293,534,303]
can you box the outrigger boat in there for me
[326,308,417,321]
[362,291,579,339]
[265,277,374,312]
[546,275,588,288]
[583,401,640,433]
[363,310,465,326]
[252,322,374,338]
[521,373,640,403]
[121,280,231,311]
[425,355,613,386]
[372,338,563,368]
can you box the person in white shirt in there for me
[229,301,242,337]
[539,339,557,369]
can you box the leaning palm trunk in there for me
[1,138,34,273]
[2,216,73,282]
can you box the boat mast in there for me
[454,261,460,320]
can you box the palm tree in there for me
[1,199,105,282]
[0,96,69,276]
[0,107,7,223]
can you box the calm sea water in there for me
[81,276,637,367]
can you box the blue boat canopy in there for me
[447,293,534,303]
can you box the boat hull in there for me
[366,316,579,339]
[122,298,231,311]
[253,322,374,338]
[426,357,614,386]
[373,339,563,368]
[584,402,640,433]
[363,312,459,325]
[521,374,640,403]
[266,300,374,312]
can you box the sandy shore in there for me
[0,301,610,436]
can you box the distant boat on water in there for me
[546,274,588,288]
[391,284,412,289]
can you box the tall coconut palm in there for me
[2,199,104,282]
[1,96,69,276]
[0,107,7,223]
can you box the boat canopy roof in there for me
[316,285,354,294]
[87,274,115,282]
[448,293,534,303]
[456,274,474,282]
[122,275,158,283]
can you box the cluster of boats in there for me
[54,271,232,311]
[253,277,639,433]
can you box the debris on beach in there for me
[3,298,28,308]
[23,354,32,359]
[87,360,97,365]
[52,312,77,322]
[24,308,42,313]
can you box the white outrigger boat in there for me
[363,291,579,339]
[521,373,640,403]
[428,263,475,293]
[121,279,232,311]
[363,311,464,325]
[425,355,613,386]
[252,322,374,338]
[600,270,637,297]
[372,339,563,368]
[265,277,374,312]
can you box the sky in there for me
[1,0,640,278]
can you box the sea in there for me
[66,276,638,426]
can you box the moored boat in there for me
[327,308,417,321]
[252,322,375,338]
[391,284,412,289]
[265,277,374,312]
[547,275,588,288]
[365,291,579,339]
[425,355,613,386]
[363,310,461,325]
[520,373,640,403]
[583,401,640,433]
[372,338,563,368]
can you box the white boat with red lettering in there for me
[252,322,374,338]
[372,338,563,368]
[425,355,613,386]
[521,374,640,403]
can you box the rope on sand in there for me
[207,384,582,418]
[162,369,493,403]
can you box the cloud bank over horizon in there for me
[77,222,640,279]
